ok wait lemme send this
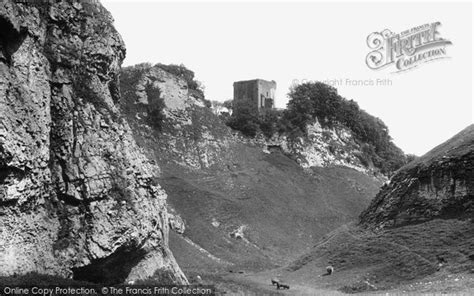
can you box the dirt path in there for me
[216,270,474,295]
[218,269,347,296]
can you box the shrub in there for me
[202,98,212,108]
[226,102,286,138]
[120,63,153,112]
[226,100,260,137]
[145,84,165,130]
[258,109,282,138]
[218,112,231,123]
[222,99,233,112]
[406,154,418,163]
[155,63,205,99]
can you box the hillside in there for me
[0,0,185,284]
[277,125,474,294]
[361,124,474,227]
[119,64,385,277]
[2,1,470,293]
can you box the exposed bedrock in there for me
[0,0,186,284]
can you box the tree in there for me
[258,109,282,138]
[145,84,165,130]
[286,81,406,174]
[226,100,260,137]
[222,99,233,112]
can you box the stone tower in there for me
[233,79,276,114]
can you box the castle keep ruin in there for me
[233,79,276,114]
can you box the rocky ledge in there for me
[360,125,474,228]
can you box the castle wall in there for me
[257,80,276,111]
[233,79,275,114]
[233,80,259,110]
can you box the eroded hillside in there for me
[119,63,384,274]
[361,124,474,227]
[0,0,185,284]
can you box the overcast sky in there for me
[102,1,472,156]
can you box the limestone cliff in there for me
[120,64,231,171]
[0,0,186,284]
[249,121,379,176]
[361,124,474,228]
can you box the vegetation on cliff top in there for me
[121,63,212,130]
[122,63,406,174]
[154,63,207,102]
[286,82,406,174]
[226,81,407,174]
[226,101,285,138]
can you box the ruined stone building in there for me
[233,79,276,114]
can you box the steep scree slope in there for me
[0,1,186,284]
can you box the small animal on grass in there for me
[276,282,290,290]
[326,265,334,275]
[271,278,280,285]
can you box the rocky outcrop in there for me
[249,121,378,176]
[361,125,474,228]
[0,0,186,284]
[120,64,231,171]
[120,64,378,177]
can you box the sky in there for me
[102,1,473,156]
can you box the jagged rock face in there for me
[0,0,186,284]
[120,65,232,170]
[361,125,474,228]
[250,121,377,175]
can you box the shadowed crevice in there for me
[72,245,147,285]
[0,15,27,63]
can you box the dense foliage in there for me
[226,100,260,137]
[222,99,233,111]
[145,83,165,130]
[226,100,287,138]
[285,82,406,173]
[226,81,407,174]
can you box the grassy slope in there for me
[275,125,474,293]
[162,143,381,273]
[216,219,474,295]
[119,65,384,286]
[269,219,473,293]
